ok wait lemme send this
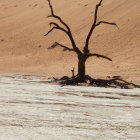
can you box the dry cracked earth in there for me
[0,75,140,140]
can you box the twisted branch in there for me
[44,25,67,36]
[47,0,70,31]
[96,21,119,29]
[88,53,112,61]
[48,42,74,52]
[84,0,103,54]
[44,27,58,36]
[84,0,118,55]
[46,0,82,55]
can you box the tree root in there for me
[53,75,140,89]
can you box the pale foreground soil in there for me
[0,75,140,140]
[0,0,140,83]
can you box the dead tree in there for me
[45,0,118,82]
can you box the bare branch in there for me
[47,0,71,32]
[44,22,80,54]
[56,42,74,51]
[47,0,82,55]
[94,0,103,25]
[47,0,54,15]
[48,15,71,32]
[49,22,58,27]
[88,53,112,61]
[44,21,69,36]
[44,27,57,36]
[44,22,80,53]
[84,0,103,54]
[48,42,74,52]
[44,25,68,36]
[96,21,119,29]
[49,22,68,33]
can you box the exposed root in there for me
[52,75,140,89]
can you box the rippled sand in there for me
[0,75,140,140]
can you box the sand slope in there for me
[0,0,140,82]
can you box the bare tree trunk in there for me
[78,55,86,82]
[46,0,117,83]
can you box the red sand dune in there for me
[0,0,139,83]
